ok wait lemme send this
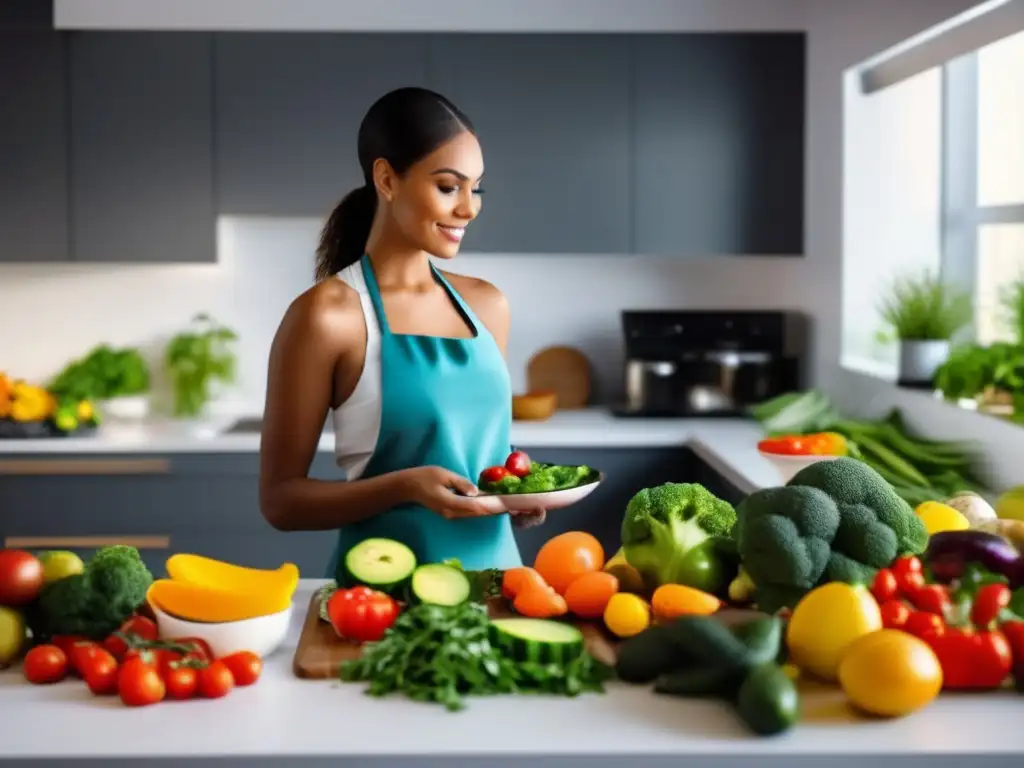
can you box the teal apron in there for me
[326,254,523,578]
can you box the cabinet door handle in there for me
[4,535,172,550]
[0,459,170,476]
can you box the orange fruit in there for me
[533,532,605,595]
[565,571,619,619]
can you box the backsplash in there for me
[0,216,813,412]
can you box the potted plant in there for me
[48,344,151,421]
[877,271,973,388]
[164,314,238,428]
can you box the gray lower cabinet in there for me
[0,448,744,579]
[68,32,217,263]
[0,29,69,263]
[214,33,432,216]
[428,34,632,255]
[631,33,806,256]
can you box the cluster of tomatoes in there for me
[22,613,263,707]
[479,450,533,484]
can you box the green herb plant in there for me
[340,602,613,711]
[876,271,973,342]
[164,313,238,419]
[49,345,149,405]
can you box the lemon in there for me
[785,582,882,682]
[914,501,969,535]
[603,593,651,638]
[838,629,942,717]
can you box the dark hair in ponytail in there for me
[314,87,475,282]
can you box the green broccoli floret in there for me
[732,457,928,613]
[485,473,523,494]
[29,545,153,640]
[620,482,737,594]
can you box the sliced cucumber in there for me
[341,538,417,596]
[408,563,471,607]
[489,618,585,665]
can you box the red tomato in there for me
[504,450,532,478]
[903,611,945,639]
[164,666,198,700]
[222,651,263,686]
[172,637,214,663]
[51,635,89,659]
[119,615,158,643]
[891,556,922,577]
[894,569,925,598]
[971,582,1011,628]
[102,633,129,661]
[870,569,898,603]
[912,584,952,617]
[480,465,510,483]
[118,657,165,707]
[69,641,105,676]
[23,645,68,684]
[879,599,911,629]
[81,649,120,696]
[0,549,44,606]
[327,588,399,643]
[198,660,235,699]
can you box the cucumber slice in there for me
[489,618,585,665]
[409,563,471,607]
[341,538,417,596]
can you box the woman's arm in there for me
[258,288,412,531]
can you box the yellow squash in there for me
[166,554,299,597]
[148,578,293,623]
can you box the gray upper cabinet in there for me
[68,32,216,263]
[0,30,69,263]
[215,33,431,216]
[631,33,806,256]
[429,34,632,254]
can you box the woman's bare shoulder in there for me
[275,276,364,350]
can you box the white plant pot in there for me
[98,394,151,422]
[897,340,950,387]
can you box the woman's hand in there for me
[510,508,547,529]
[399,466,497,519]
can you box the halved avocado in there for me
[340,538,417,596]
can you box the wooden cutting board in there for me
[291,592,620,680]
[292,592,768,680]
[526,346,592,409]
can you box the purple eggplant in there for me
[923,530,1022,587]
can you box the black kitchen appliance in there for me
[611,310,803,418]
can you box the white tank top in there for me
[331,260,383,480]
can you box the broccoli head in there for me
[30,544,153,640]
[620,482,737,594]
[733,457,928,613]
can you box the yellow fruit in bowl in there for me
[914,501,969,535]
[785,581,882,682]
[838,629,942,717]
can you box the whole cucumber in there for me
[735,663,800,737]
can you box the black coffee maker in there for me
[612,310,803,418]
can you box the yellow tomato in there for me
[603,593,651,638]
[785,582,882,682]
[914,501,969,535]
[838,630,942,717]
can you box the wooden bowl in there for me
[512,391,558,421]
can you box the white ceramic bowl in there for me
[758,450,842,485]
[475,472,605,513]
[149,600,293,659]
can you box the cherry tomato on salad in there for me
[222,651,263,686]
[198,660,235,699]
[480,465,510,483]
[165,666,199,700]
[23,644,68,685]
[504,450,532,478]
[118,656,165,707]
[327,587,399,643]
[81,648,120,696]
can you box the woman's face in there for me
[384,130,485,259]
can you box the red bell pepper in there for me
[925,626,1013,690]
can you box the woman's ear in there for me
[372,158,398,203]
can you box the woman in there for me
[258,87,544,578]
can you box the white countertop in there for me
[1,579,1022,762]
[0,409,781,494]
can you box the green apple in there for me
[995,486,1024,522]
[0,606,27,669]
[38,550,85,583]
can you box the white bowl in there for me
[475,472,605,513]
[99,395,151,421]
[758,450,842,485]
[149,600,293,659]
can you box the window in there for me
[945,29,1024,345]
